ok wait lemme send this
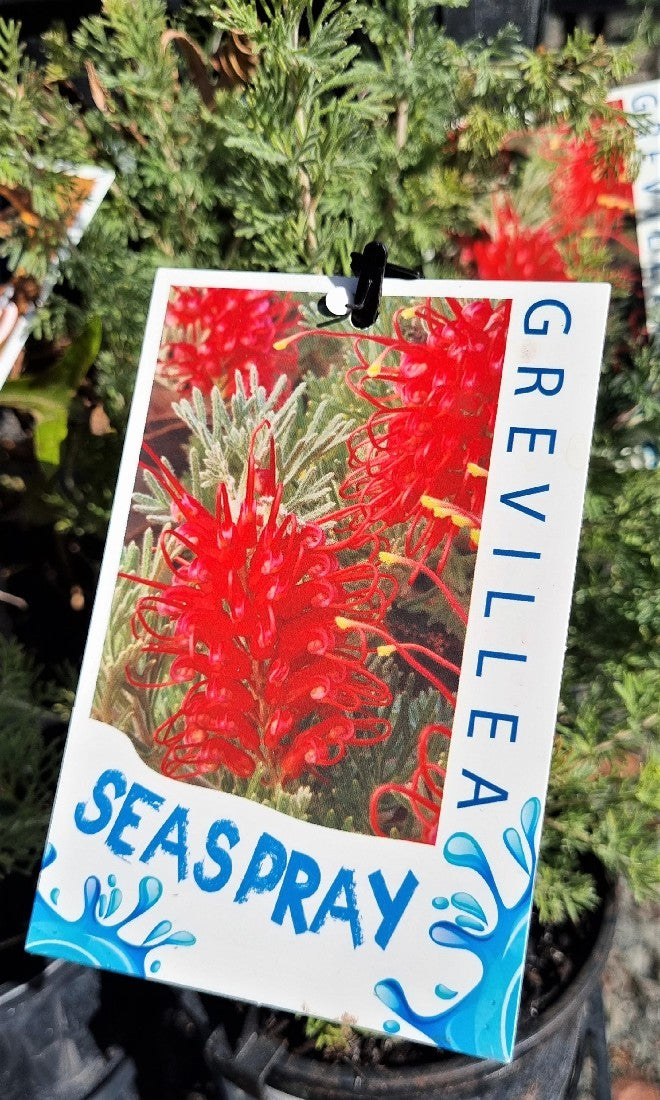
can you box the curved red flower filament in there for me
[369,723,451,844]
[378,550,468,625]
[465,198,569,282]
[543,122,634,241]
[286,299,507,564]
[463,120,635,284]
[335,616,458,708]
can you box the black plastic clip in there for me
[205,1005,287,1099]
[349,241,420,329]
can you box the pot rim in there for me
[0,956,78,1009]
[265,875,617,1094]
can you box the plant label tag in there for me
[611,79,660,332]
[27,270,610,1063]
[0,166,114,389]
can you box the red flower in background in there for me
[335,298,510,561]
[158,287,302,398]
[462,120,635,284]
[122,429,397,786]
[464,200,568,282]
[543,125,634,240]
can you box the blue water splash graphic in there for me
[375,797,542,1062]
[27,845,196,977]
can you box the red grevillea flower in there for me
[122,430,397,786]
[543,125,634,240]
[464,199,569,282]
[157,287,302,398]
[334,298,510,560]
[370,723,450,844]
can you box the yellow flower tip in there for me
[470,528,480,545]
[273,335,297,351]
[466,462,488,478]
[400,307,416,320]
[597,194,634,211]
[422,494,472,527]
[335,616,354,631]
[377,644,397,657]
[420,494,451,519]
[366,362,381,378]
[378,550,399,565]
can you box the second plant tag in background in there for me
[610,79,660,333]
[27,270,609,1062]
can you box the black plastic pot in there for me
[0,959,138,1100]
[205,880,616,1100]
[442,0,548,48]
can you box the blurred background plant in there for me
[0,0,657,936]
[0,634,70,881]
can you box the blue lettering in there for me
[507,427,557,454]
[493,547,541,559]
[234,832,287,903]
[74,769,127,835]
[515,367,565,397]
[500,484,549,522]
[523,299,572,335]
[369,869,418,950]
[193,819,240,893]
[476,650,527,676]
[106,783,164,859]
[467,710,519,743]
[457,769,509,809]
[484,590,535,617]
[631,91,657,115]
[271,849,322,934]
[140,805,189,881]
[310,868,363,948]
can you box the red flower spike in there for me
[369,723,451,844]
[338,298,509,560]
[466,199,569,282]
[541,124,634,240]
[281,300,508,563]
[463,122,635,284]
[157,287,302,398]
[122,432,398,786]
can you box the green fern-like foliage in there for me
[93,530,172,764]
[536,339,660,924]
[0,0,641,432]
[184,369,356,521]
[0,638,66,879]
[44,0,222,263]
[209,0,386,272]
[218,767,313,821]
[0,20,89,282]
